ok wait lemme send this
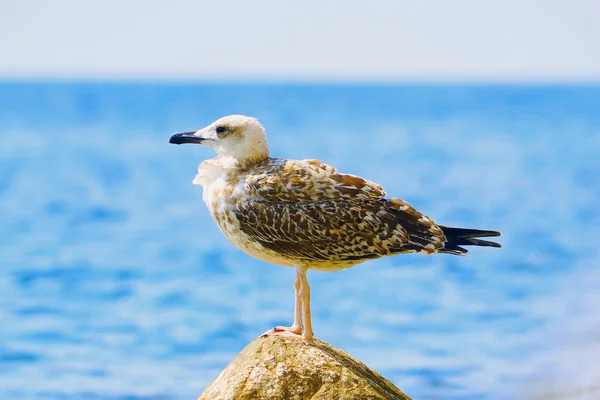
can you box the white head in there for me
[169,115,269,167]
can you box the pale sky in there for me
[0,0,599,81]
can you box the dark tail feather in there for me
[438,226,501,255]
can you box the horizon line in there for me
[1,77,599,86]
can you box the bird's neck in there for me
[193,155,267,188]
[214,153,268,170]
[215,140,269,169]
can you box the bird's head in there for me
[169,115,269,167]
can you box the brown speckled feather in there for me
[232,158,447,265]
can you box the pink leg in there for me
[298,267,314,340]
[261,268,304,338]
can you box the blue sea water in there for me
[0,82,599,400]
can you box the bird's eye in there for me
[216,126,227,134]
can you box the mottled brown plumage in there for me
[169,114,501,340]
[232,157,447,271]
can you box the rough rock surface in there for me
[198,335,411,400]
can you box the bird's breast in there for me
[195,167,276,264]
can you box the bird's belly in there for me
[209,204,297,267]
[209,204,366,271]
[221,223,299,267]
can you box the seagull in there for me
[169,115,501,340]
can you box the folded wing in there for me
[234,159,447,262]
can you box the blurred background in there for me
[1,1,599,399]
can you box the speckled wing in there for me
[233,158,446,263]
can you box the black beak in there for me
[169,131,205,145]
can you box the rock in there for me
[198,335,411,400]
